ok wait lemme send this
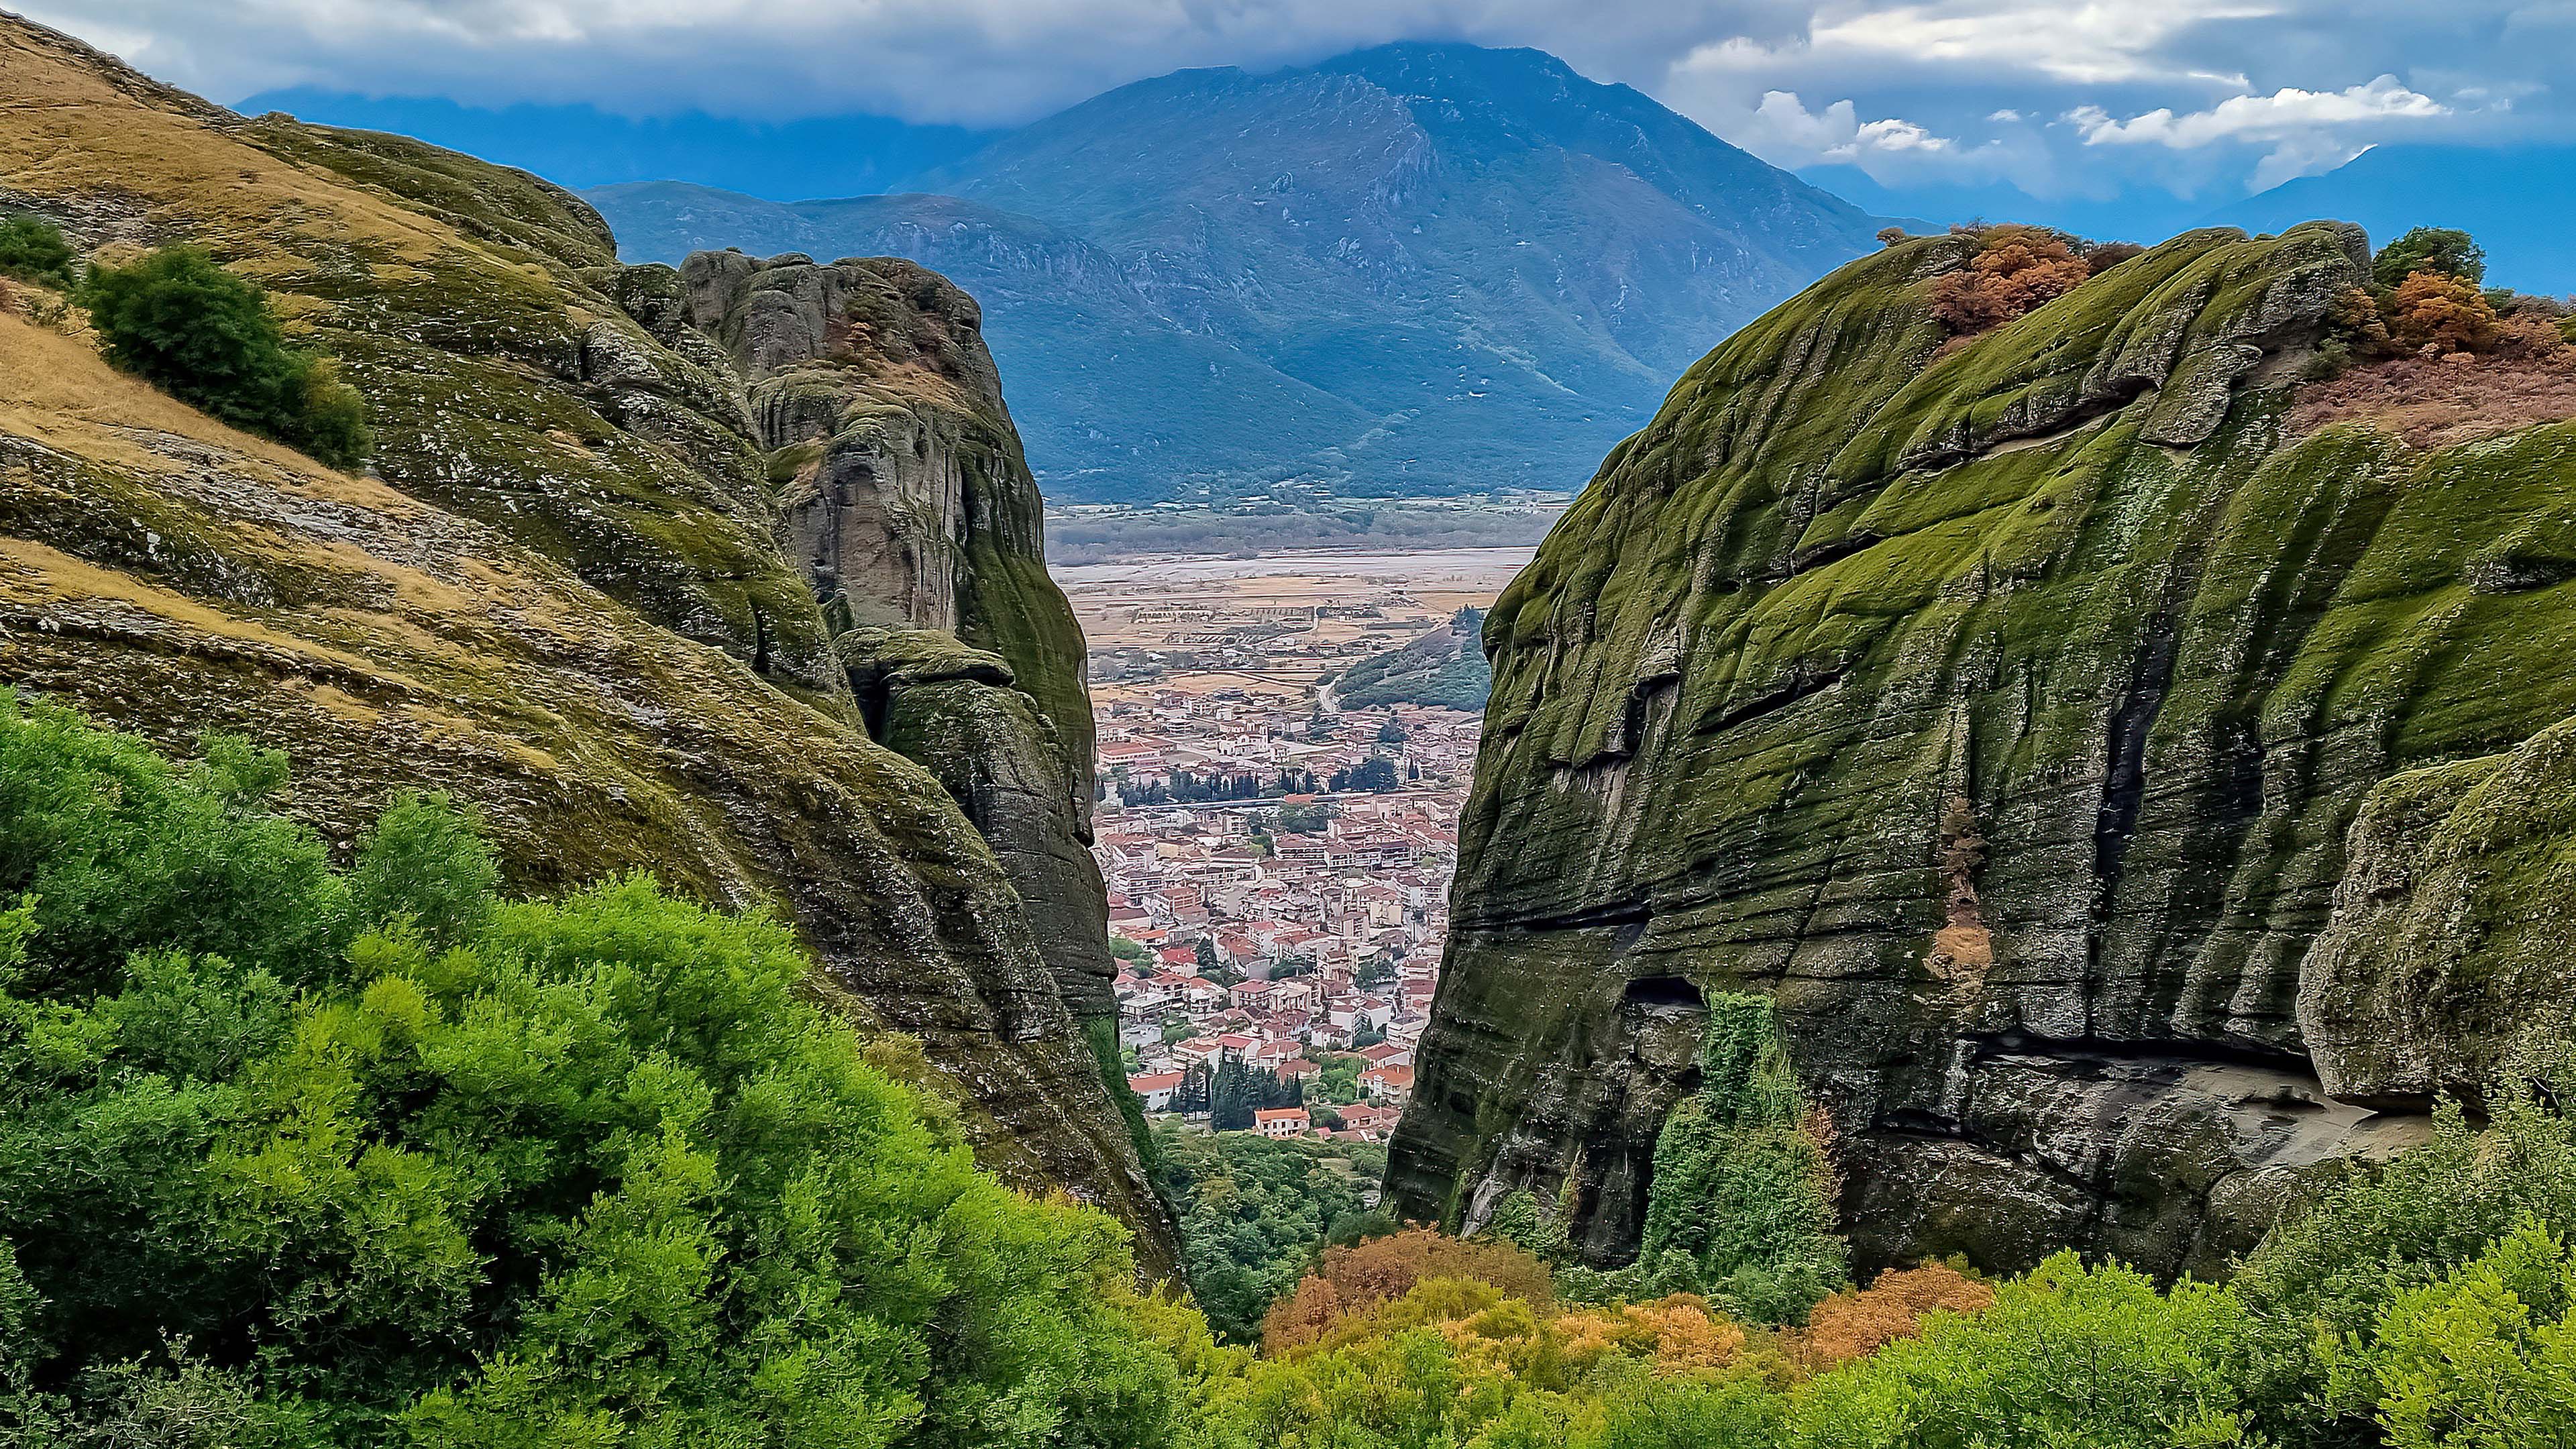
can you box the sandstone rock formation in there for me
[661,250,1115,1020]
[0,14,1171,1270]
[1388,223,2576,1279]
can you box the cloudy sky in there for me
[23,0,2569,207]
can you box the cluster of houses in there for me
[1095,694,1477,1142]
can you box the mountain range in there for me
[405,46,1892,502]
[2205,144,2576,295]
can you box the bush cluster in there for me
[1924,225,2104,335]
[2311,225,2573,379]
[0,216,76,290]
[1167,1063,2576,1449]
[0,698,1180,1448]
[77,246,371,469]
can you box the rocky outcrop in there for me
[0,15,1171,1272]
[661,250,1116,1022]
[1388,223,2576,1279]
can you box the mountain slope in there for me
[588,183,1375,498]
[594,43,1888,502]
[2204,144,2576,296]
[238,86,991,200]
[1336,606,1492,710]
[0,14,1173,1268]
[1387,221,2576,1280]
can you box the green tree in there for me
[1562,994,1846,1324]
[1150,1126,1377,1344]
[2365,1216,2576,1448]
[1790,1256,2257,1449]
[2374,226,2487,290]
[2235,1069,2576,1444]
[79,246,370,468]
[0,215,76,289]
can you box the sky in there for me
[23,0,2572,215]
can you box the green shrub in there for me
[1562,994,1847,1325]
[0,697,345,996]
[2361,1216,2576,1448]
[0,700,1183,1448]
[2233,1070,2576,1444]
[1152,1126,1378,1344]
[1788,1255,2257,1449]
[0,215,76,290]
[2373,226,2487,290]
[78,246,370,469]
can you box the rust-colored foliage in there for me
[1927,226,2095,335]
[1550,1294,1750,1373]
[1789,1262,1995,1372]
[2384,270,2502,356]
[1260,1226,1552,1354]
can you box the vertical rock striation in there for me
[1389,223,2576,1278]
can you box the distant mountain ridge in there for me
[236,87,990,200]
[586,44,1890,502]
[2204,144,2576,295]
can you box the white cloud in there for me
[2064,74,2453,186]
[2066,75,2449,149]
[17,0,2565,206]
[1713,88,2047,189]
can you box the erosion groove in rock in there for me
[0,14,1173,1273]
[1388,222,2576,1278]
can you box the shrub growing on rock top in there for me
[1926,226,2096,335]
[2373,225,2487,290]
[2383,269,2503,356]
[78,246,370,469]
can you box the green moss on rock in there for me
[1393,221,2576,1281]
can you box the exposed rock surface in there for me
[665,250,1114,1022]
[0,15,1171,1271]
[1388,223,2576,1278]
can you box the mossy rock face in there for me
[1389,222,2576,1279]
[0,14,1173,1275]
[676,251,1116,1023]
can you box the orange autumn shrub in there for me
[1928,226,2094,335]
[1551,1294,1751,1375]
[1260,1227,1554,1354]
[1788,1261,1994,1372]
[2384,270,2501,356]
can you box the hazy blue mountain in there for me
[593,43,1890,501]
[237,87,988,199]
[2204,145,2576,294]
[587,183,1373,497]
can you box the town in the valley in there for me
[1055,549,1527,1144]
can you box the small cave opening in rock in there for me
[1621,974,1706,1010]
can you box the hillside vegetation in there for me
[10,738,2575,1449]
[0,11,1168,1264]
[1335,607,1495,711]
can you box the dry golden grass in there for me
[2292,348,2576,451]
[0,21,462,272]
